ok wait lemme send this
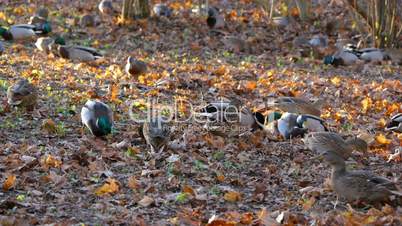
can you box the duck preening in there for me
[199,99,265,131]
[7,79,38,110]
[81,100,113,137]
[304,132,367,159]
[324,43,387,66]
[267,111,327,139]
[385,113,402,132]
[35,36,65,53]
[321,151,402,204]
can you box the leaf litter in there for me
[0,0,401,225]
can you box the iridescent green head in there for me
[0,27,7,35]
[54,36,65,45]
[267,111,282,123]
[323,55,334,65]
[42,22,52,34]
[97,116,112,135]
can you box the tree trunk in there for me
[133,0,150,19]
[122,0,134,21]
[121,0,149,22]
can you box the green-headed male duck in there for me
[35,36,65,53]
[0,23,51,41]
[276,112,308,139]
[7,79,38,110]
[81,100,113,137]
[58,45,102,62]
[296,114,328,132]
[385,113,402,132]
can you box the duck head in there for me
[0,27,12,40]
[266,111,282,123]
[54,36,66,45]
[97,116,112,135]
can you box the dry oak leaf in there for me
[3,175,16,191]
[224,191,242,202]
[95,178,119,196]
[128,176,141,190]
[41,155,62,169]
[138,195,154,207]
[376,134,391,145]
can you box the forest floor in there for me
[0,0,401,225]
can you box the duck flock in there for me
[1,0,402,212]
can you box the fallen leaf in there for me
[361,97,372,113]
[3,175,16,191]
[128,176,140,190]
[376,134,391,145]
[95,178,119,196]
[223,191,241,202]
[138,195,154,207]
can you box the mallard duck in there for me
[222,36,250,53]
[36,36,65,53]
[207,7,225,29]
[321,151,402,204]
[304,132,367,159]
[80,14,96,27]
[142,116,170,153]
[296,114,328,132]
[0,23,51,41]
[35,37,53,53]
[153,3,172,17]
[58,45,102,62]
[0,41,4,55]
[277,112,307,139]
[385,113,402,132]
[98,0,115,15]
[358,48,385,62]
[384,48,402,65]
[81,100,113,137]
[308,34,328,48]
[272,16,289,27]
[323,50,359,66]
[7,79,38,109]
[199,99,265,133]
[268,96,324,117]
[36,7,49,19]
[125,56,147,76]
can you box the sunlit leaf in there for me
[376,134,391,145]
[95,178,119,196]
[223,191,241,202]
[3,175,16,191]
